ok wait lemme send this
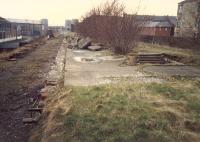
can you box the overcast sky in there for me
[0,0,182,26]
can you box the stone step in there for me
[136,53,166,64]
[138,53,164,56]
[28,108,43,113]
[138,60,166,64]
[137,58,165,61]
[137,57,164,59]
[137,55,164,58]
[22,118,38,124]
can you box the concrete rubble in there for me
[88,45,102,51]
[67,32,103,51]
[78,37,92,49]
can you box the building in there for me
[48,26,65,33]
[0,17,46,43]
[140,16,176,38]
[5,18,43,37]
[77,14,176,40]
[65,20,71,31]
[71,19,79,32]
[65,19,79,31]
[41,19,48,31]
[6,18,43,37]
[0,17,20,43]
[176,0,200,38]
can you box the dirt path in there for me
[0,36,63,142]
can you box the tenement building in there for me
[176,0,200,38]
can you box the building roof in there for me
[135,15,176,28]
[136,15,176,25]
[6,18,41,24]
[179,0,198,5]
[0,17,9,23]
[144,21,173,28]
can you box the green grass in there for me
[146,83,198,100]
[146,79,200,122]
[63,86,173,142]
[31,79,200,142]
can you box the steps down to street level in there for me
[136,53,166,64]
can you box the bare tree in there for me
[76,0,142,54]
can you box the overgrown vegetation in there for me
[76,0,142,54]
[31,78,200,142]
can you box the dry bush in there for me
[76,0,142,54]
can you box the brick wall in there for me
[141,27,172,37]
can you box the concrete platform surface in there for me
[64,49,163,86]
[143,66,200,77]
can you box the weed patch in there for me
[32,80,200,142]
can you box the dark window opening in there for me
[198,2,200,13]
[177,21,180,28]
[178,5,183,14]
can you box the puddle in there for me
[99,56,125,61]
[73,50,87,53]
[74,56,102,63]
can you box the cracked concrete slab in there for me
[64,49,163,86]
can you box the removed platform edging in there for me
[42,38,68,97]
[23,38,68,125]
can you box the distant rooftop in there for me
[0,17,9,23]
[136,15,177,27]
[6,18,41,24]
[136,15,176,24]
[179,0,198,5]
[144,21,174,28]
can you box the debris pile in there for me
[66,33,103,51]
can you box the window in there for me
[165,28,168,31]
[0,32,2,39]
[177,21,180,28]
[198,2,200,13]
[178,5,183,13]
[197,18,200,28]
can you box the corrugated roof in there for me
[135,15,177,26]
[144,21,173,28]
[0,17,9,23]
[6,18,41,24]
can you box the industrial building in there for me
[65,19,78,31]
[41,19,49,32]
[0,17,20,43]
[176,0,200,38]
[6,18,43,37]
[0,17,46,43]
[48,26,65,33]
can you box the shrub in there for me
[76,0,143,54]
